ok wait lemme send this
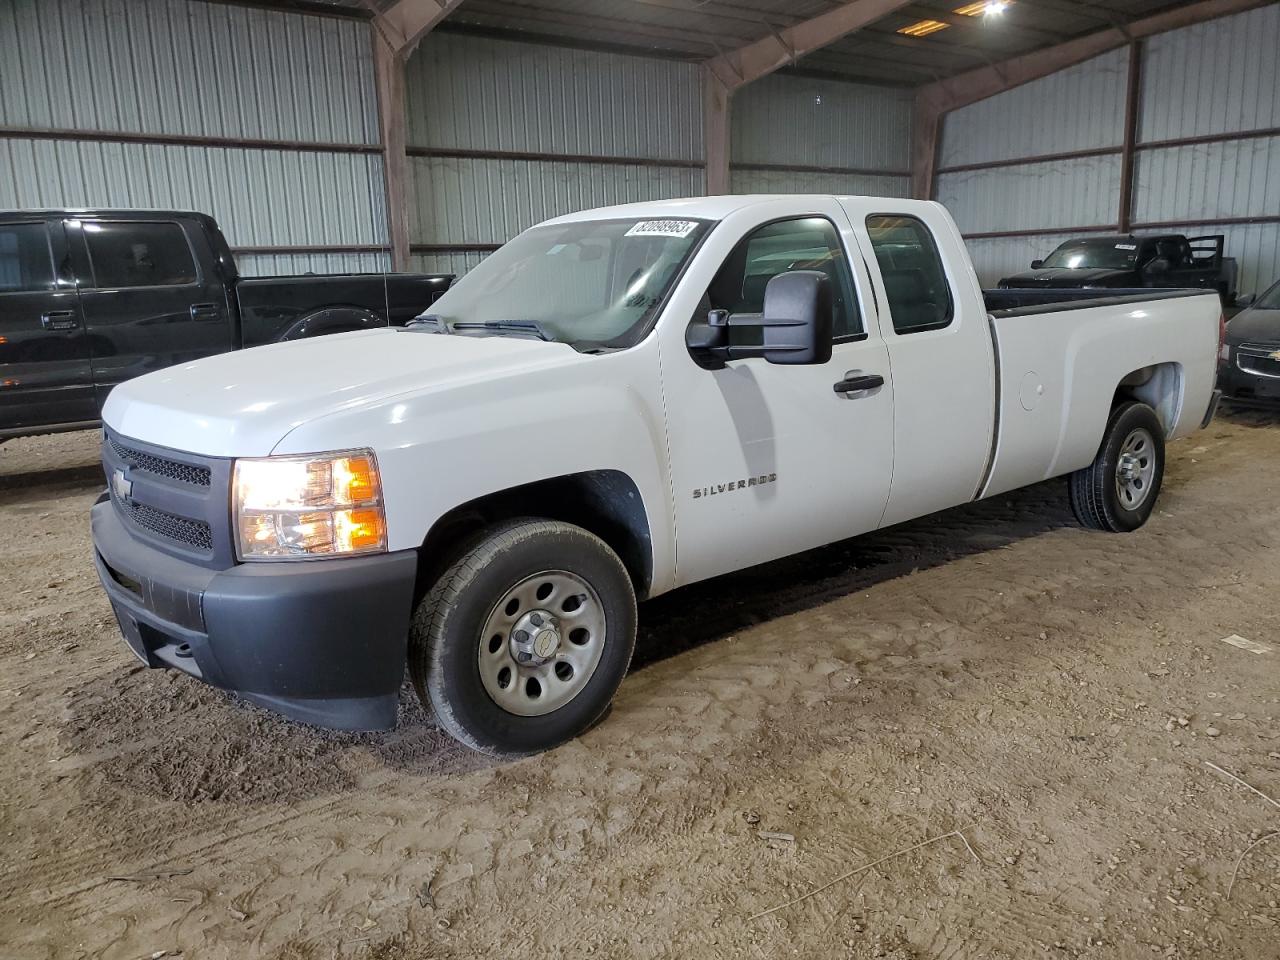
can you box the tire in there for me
[409,518,637,756]
[1068,401,1165,533]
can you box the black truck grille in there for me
[126,500,214,550]
[102,428,233,567]
[1237,343,1280,379]
[109,438,212,487]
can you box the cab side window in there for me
[706,217,861,342]
[0,223,55,293]
[865,214,954,334]
[84,221,197,289]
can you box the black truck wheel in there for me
[409,519,637,755]
[1068,401,1165,533]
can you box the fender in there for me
[276,306,386,342]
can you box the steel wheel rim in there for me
[1115,426,1156,510]
[477,570,607,717]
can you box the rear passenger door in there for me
[66,218,232,409]
[0,219,96,435]
[843,201,996,527]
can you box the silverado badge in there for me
[692,473,777,499]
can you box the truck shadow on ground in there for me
[62,479,1076,805]
[0,462,102,507]
[632,478,1073,669]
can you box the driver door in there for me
[658,201,895,587]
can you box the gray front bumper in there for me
[92,495,418,730]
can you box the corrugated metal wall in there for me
[938,156,1122,236]
[936,47,1129,286]
[938,5,1280,294]
[1133,3,1280,295]
[405,32,704,276]
[731,74,912,198]
[0,0,388,276]
[938,49,1129,169]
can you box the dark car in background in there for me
[1219,278,1280,405]
[0,210,452,440]
[998,234,1238,305]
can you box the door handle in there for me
[189,302,220,321]
[41,310,79,331]
[833,372,884,395]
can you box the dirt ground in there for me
[1,411,1278,960]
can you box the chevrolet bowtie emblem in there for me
[1269,350,1280,362]
[112,467,132,500]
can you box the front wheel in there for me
[1068,401,1165,532]
[409,519,637,756]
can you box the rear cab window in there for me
[865,214,954,335]
[0,223,55,293]
[83,221,198,288]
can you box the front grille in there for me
[1237,346,1280,379]
[109,438,211,487]
[126,500,214,551]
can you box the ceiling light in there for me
[955,0,1010,15]
[898,19,950,37]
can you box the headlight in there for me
[233,449,387,560]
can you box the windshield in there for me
[1041,239,1139,271]
[419,217,711,350]
[1255,279,1280,310]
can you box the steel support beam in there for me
[910,93,941,200]
[704,68,733,195]
[372,29,411,271]
[705,0,917,90]
[366,1,462,271]
[372,0,456,57]
[912,0,1273,205]
[1117,42,1143,233]
[702,0,916,195]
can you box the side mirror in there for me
[1030,259,1044,270]
[687,271,833,367]
[758,271,834,365]
[1235,293,1257,308]
[1144,257,1172,277]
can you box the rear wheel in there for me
[409,519,636,755]
[1068,401,1165,532]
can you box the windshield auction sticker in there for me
[626,220,699,238]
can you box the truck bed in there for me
[236,272,452,347]
[983,287,1212,315]
[980,289,1222,500]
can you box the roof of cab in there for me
[0,208,216,224]
[543,194,937,225]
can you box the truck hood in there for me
[1000,267,1133,288]
[102,328,579,457]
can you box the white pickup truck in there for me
[91,195,1223,755]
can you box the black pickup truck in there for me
[0,210,452,440]
[998,233,1238,305]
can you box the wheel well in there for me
[416,471,654,603]
[1112,361,1183,434]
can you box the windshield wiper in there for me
[405,314,450,333]
[449,319,553,341]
